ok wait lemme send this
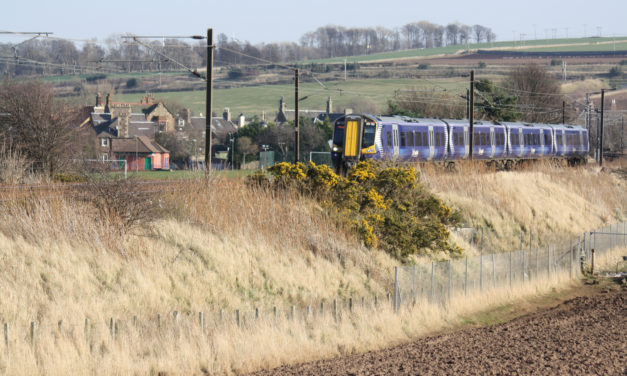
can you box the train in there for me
[330,114,589,172]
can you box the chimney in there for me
[326,96,333,114]
[280,96,286,114]
[238,113,246,128]
[223,107,231,121]
[96,93,102,106]
[105,93,112,113]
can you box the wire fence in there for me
[393,221,627,312]
[1,222,625,352]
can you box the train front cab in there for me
[331,114,378,172]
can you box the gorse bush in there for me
[253,161,461,259]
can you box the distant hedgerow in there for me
[250,161,461,260]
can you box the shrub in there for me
[126,78,139,88]
[477,61,487,69]
[609,66,623,78]
[253,161,461,259]
[417,63,430,70]
[550,59,562,66]
[85,74,107,82]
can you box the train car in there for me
[331,114,589,172]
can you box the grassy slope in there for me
[0,163,625,374]
[114,77,467,117]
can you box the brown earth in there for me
[248,281,626,376]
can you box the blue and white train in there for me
[331,114,589,172]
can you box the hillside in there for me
[0,162,625,374]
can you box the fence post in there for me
[491,253,496,289]
[412,265,417,303]
[591,249,595,275]
[109,318,114,339]
[464,256,469,297]
[547,246,551,280]
[291,305,296,320]
[374,295,378,307]
[430,261,435,301]
[535,247,539,280]
[509,251,512,289]
[333,299,338,321]
[307,306,312,318]
[570,241,573,279]
[236,310,241,327]
[84,318,90,342]
[522,249,525,284]
[255,307,259,320]
[447,260,452,303]
[4,322,8,347]
[157,314,161,329]
[320,301,325,316]
[173,311,179,327]
[393,266,399,313]
[199,312,204,331]
[58,320,63,334]
[30,321,35,345]
[273,306,277,319]
[480,251,483,292]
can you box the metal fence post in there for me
[509,251,512,289]
[464,256,469,297]
[393,266,399,313]
[479,252,483,292]
[3,322,8,347]
[30,322,35,345]
[447,260,452,303]
[430,262,435,301]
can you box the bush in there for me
[619,60,627,66]
[550,59,562,66]
[252,161,462,259]
[126,78,139,88]
[228,68,243,79]
[417,63,430,70]
[477,61,487,69]
[85,74,107,82]
[609,66,623,78]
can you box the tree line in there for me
[0,21,494,77]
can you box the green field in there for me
[114,77,468,118]
[309,37,627,64]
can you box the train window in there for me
[408,132,414,147]
[362,123,376,148]
[453,132,458,145]
[535,134,539,145]
[386,132,392,147]
[400,132,406,147]
[435,132,441,147]
[333,123,345,145]
[415,132,421,146]
[422,132,428,146]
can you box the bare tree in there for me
[505,64,564,123]
[237,136,258,165]
[0,80,79,176]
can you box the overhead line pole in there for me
[205,28,214,173]
[294,68,300,163]
[469,70,475,160]
[599,89,605,167]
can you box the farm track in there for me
[248,282,626,376]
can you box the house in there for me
[275,96,349,124]
[102,136,170,171]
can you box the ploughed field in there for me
[249,283,626,376]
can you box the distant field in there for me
[114,78,468,117]
[309,37,627,64]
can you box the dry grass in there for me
[418,160,627,254]
[0,165,625,374]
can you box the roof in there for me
[111,136,168,154]
[189,117,237,135]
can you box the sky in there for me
[2,0,626,46]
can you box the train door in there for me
[489,128,495,158]
[428,126,435,160]
[392,124,399,158]
[539,129,545,156]
[464,128,469,158]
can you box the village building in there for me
[275,96,350,124]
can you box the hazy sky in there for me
[2,0,626,46]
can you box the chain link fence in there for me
[393,221,627,311]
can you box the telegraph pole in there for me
[562,101,566,124]
[205,28,214,173]
[469,70,475,160]
[294,69,300,163]
[599,89,605,166]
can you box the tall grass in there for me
[0,164,624,374]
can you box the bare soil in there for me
[248,281,626,375]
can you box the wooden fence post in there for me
[4,322,8,347]
[30,322,35,345]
